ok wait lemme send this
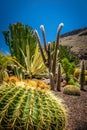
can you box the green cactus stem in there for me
[80,60,85,90]
[34,23,64,91]
[57,63,62,91]
[3,22,36,67]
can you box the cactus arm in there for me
[56,63,61,91]
[48,43,54,90]
[40,25,48,54]
[52,23,64,76]
[34,30,47,66]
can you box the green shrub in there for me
[62,58,76,82]
[68,76,80,87]
[0,84,66,130]
[63,85,80,96]
[58,45,79,64]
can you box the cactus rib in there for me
[0,85,66,130]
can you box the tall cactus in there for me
[0,84,66,130]
[3,22,36,67]
[80,60,85,90]
[57,63,62,91]
[34,23,64,90]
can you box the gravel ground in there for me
[55,86,87,130]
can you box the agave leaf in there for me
[31,45,47,76]
[19,46,31,76]
[7,56,25,70]
[32,44,39,66]
[26,44,33,77]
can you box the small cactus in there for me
[63,85,80,96]
[0,83,66,130]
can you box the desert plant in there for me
[0,84,66,130]
[3,22,37,67]
[62,58,76,82]
[9,44,47,79]
[74,68,81,79]
[85,75,87,85]
[57,63,62,91]
[0,53,11,82]
[80,60,85,90]
[0,52,14,68]
[68,76,80,87]
[34,23,64,90]
[63,85,80,96]
[58,45,79,64]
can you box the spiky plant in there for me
[63,85,80,96]
[3,22,37,67]
[74,68,81,79]
[57,63,62,91]
[34,23,64,90]
[80,60,85,90]
[0,83,66,130]
[8,44,47,79]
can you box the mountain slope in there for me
[60,27,87,59]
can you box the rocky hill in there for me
[60,27,87,60]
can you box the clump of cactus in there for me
[63,85,80,96]
[0,84,66,130]
[3,22,37,67]
[34,23,64,91]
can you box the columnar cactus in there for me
[80,60,85,90]
[0,84,66,130]
[57,63,62,91]
[3,22,36,67]
[34,23,64,90]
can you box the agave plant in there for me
[8,44,48,79]
[21,43,48,78]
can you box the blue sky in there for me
[0,0,87,53]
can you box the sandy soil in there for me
[55,86,87,130]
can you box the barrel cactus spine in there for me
[0,84,66,130]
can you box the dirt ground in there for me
[55,86,87,130]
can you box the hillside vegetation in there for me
[60,27,87,60]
